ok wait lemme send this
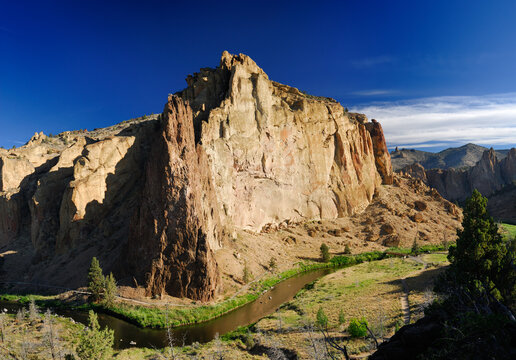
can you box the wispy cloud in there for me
[351,55,396,69]
[351,89,397,96]
[352,93,516,150]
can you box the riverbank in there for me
[0,245,446,331]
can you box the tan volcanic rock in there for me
[400,163,427,182]
[126,96,221,301]
[365,119,394,185]
[0,156,35,191]
[180,52,384,231]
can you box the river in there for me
[0,268,333,350]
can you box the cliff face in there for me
[180,52,388,231]
[125,96,221,300]
[402,148,516,203]
[0,52,394,300]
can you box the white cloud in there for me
[350,55,396,69]
[352,93,516,150]
[351,89,397,96]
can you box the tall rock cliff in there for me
[179,51,389,231]
[125,96,221,300]
[0,52,394,300]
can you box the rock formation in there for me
[179,51,388,231]
[0,51,432,300]
[125,96,221,300]
[365,119,393,185]
[402,148,516,203]
[391,143,510,171]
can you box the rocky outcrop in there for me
[126,96,221,301]
[402,147,516,203]
[365,119,393,184]
[180,51,388,231]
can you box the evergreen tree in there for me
[316,307,328,328]
[411,237,420,255]
[103,273,117,307]
[88,257,104,303]
[344,244,351,255]
[243,261,251,284]
[338,309,346,325]
[76,311,114,360]
[320,243,330,262]
[448,190,514,303]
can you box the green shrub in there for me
[348,318,368,338]
[320,243,330,262]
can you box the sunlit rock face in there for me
[180,51,389,231]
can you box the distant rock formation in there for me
[402,148,516,201]
[391,143,510,171]
[401,148,516,222]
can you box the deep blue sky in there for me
[1,0,515,150]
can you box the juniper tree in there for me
[76,311,114,360]
[103,273,117,307]
[87,257,105,303]
[448,189,515,304]
[320,243,330,262]
[316,307,328,329]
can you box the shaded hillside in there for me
[391,143,509,171]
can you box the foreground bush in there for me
[348,318,368,338]
[76,311,114,360]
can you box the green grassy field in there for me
[501,223,516,239]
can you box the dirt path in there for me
[400,278,411,325]
[399,255,430,325]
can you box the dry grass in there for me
[254,256,449,358]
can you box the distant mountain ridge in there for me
[391,143,510,171]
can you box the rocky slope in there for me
[0,52,457,301]
[391,143,509,171]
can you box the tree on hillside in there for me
[411,237,420,255]
[88,257,105,303]
[320,243,330,262]
[76,311,114,360]
[316,307,328,329]
[448,189,515,305]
